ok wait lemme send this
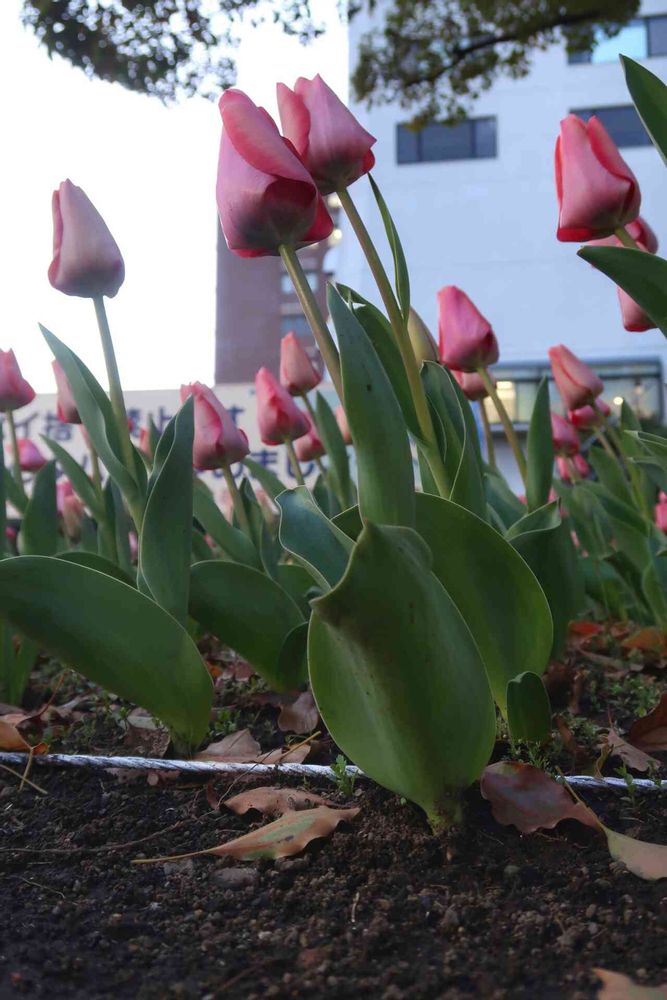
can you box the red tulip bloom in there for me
[17,439,47,473]
[180,382,249,470]
[216,89,333,258]
[294,411,324,462]
[551,412,579,457]
[437,286,499,372]
[569,400,610,429]
[280,332,321,395]
[548,345,603,411]
[452,369,493,402]
[277,74,376,194]
[52,360,81,424]
[0,350,35,412]
[255,367,309,445]
[48,180,125,298]
[335,405,352,445]
[555,114,640,242]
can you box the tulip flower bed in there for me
[3,54,667,998]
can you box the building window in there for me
[484,360,662,427]
[397,117,497,164]
[280,314,312,338]
[568,15,667,64]
[571,105,651,147]
[280,270,318,295]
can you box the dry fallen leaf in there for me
[195,728,310,765]
[480,761,599,834]
[621,628,667,658]
[277,691,319,735]
[629,693,667,753]
[123,708,170,758]
[595,968,667,999]
[134,806,359,865]
[0,719,47,754]
[481,763,667,882]
[605,727,659,773]
[225,786,332,816]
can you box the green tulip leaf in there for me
[20,461,58,556]
[315,391,355,508]
[57,549,136,587]
[526,377,554,511]
[0,556,212,749]
[484,467,527,530]
[277,486,352,591]
[276,622,310,690]
[242,457,287,502]
[506,671,552,744]
[189,561,304,691]
[578,246,667,338]
[621,55,667,166]
[368,174,411,321]
[42,436,104,519]
[309,521,495,829]
[192,479,261,570]
[328,284,415,527]
[587,446,634,505]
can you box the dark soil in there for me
[2,767,667,1000]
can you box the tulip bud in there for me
[17,439,47,473]
[180,383,250,470]
[294,411,325,462]
[407,308,439,364]
[548,345,603,411]
[57,480,84,541]
[569,400,611,429]
[52,360,81,424]
[557,454,590,482]
[437,286,499,372]
[551,412,579,457]
[452,369,494,402]
[656,500,667,533]
[138,427,152,459]
[277,74,376,195]
[0,350,35,413]
[280,332,322,395]
[335,405,352,445]
[555,114,640,241]
[48,180,125,298]
[255,367,309,445]
[216,89,333,258]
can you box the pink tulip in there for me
[280,332,322,395]
[335,405,352,445]
[551,412,579,457]
[277,74,376,194]
[216,89,333,258]
[557,454,590,482]
[618,284,656,332]
[52,360,81,424]
[5,526,17,545]
[180,382,249,470]
[57,480,84,540]
[129,532,138,563]
[569,400,611,429]
[294,411,325,462]
[437,286,499,372]
[452,369,493,402]
[255,368,309,445]
[0,350,35,413]
[555,114,640,241]
[138,427,152,458]
[548,345,603,411]
[17,439,47,473]
[655,500,667,533]
[48,180,125,298]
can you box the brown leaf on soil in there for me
[0,719,47,754]
[569,621,604,646]
[629,693,667,752]
[603,826,667,881]
[604,728,659,773]
[277,691,319,734]
[480,762,600,834]
[225,786,332,817]
[209,806,360,860]
[195,728,310,765]
[595,968,667,998]
[621,628,667,658]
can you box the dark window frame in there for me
[567,14,667,64]
[396,116,497,165]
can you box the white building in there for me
[336,1,667,485]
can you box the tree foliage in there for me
[22,0,640,120]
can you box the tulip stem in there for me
[479,399,497,469]
[5,411,27,501]
[301,392,319,433]
[279,246,342,401]
[337,186,450,498]
[284,438,306,487]
[594,426,618,464]
[614,227,641,251]
[476,367,527,487]
[221,463,252,538]
[93,297,135,476]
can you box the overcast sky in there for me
[0,0,347,393]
